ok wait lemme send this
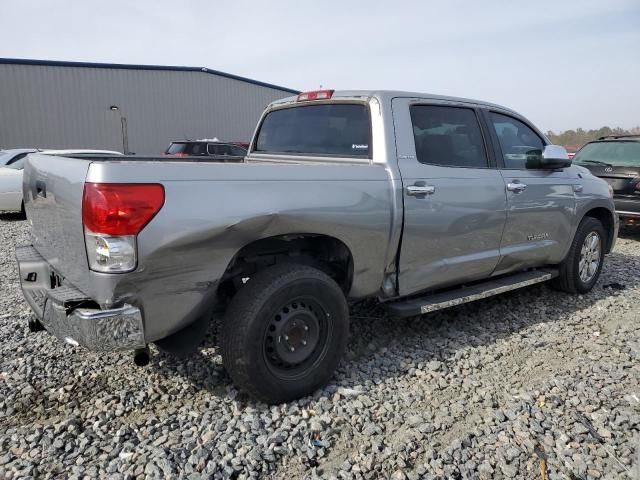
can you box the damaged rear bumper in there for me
[15,245,145,351]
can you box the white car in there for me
[0,148,39,166]
[0,149,122,216]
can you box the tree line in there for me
[546,126,640,150]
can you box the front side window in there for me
[409,105,488,168]
[574,141,640,167]
[489,112,544,169]
[255,104,371,158]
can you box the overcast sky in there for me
[1,0,638,132]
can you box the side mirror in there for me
[525,145,572,169]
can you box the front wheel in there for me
[551,217,606,293]
[220,264,349,403]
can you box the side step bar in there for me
[385,269,558,318]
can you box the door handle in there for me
[406,185,435,196]
[507,182,527,193]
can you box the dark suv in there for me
[164,140,247,161]
[573,135,640,225]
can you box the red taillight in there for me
[82,183,165,236]
[297,90,334,102]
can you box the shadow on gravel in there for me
[152,251,640,403]
[0,212,26,222]
[619,225,640,240]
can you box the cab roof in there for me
[269,90,520,116]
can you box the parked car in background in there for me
[16,90,617,403]
[164,140,247,161]
[0,149,122,216]
[573,135,640,225]
[564,145,579,160]
[0,148,39,166]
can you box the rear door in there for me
[483,110,576,274]
[392,98,507,295]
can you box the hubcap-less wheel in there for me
[263,298,329,380]
[578,231,601,283]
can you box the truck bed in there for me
[23,153,398,341]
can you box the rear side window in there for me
[410,105,488,168]
[255,104,371,158]
[489,112,544,169]
[166,143,206,155]
[230,146,247,156]
[207,144,224,155]
[6,152,28,166]
[7,155,27,170]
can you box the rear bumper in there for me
[15,245,145,351]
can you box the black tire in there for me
[551,217,606,294]
[220,263,349,403]
[19,201,26,220]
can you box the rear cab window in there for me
[254,103,371,158]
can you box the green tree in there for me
[546,126,636,150]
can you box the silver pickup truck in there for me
[16,90,618,403]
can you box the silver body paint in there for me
[20,91,617,345]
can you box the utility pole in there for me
[109,105,129,154]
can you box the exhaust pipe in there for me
[133,346,151,366]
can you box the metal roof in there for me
[0,57,299,94]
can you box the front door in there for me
[483,110,577,275]
[392,99,507,296]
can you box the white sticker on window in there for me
[352,144,368,150]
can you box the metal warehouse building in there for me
[0,58,298,155]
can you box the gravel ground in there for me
[0,214,638,480]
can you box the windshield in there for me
[574,141,640,167]
[166,142,207,155]
[255,103,371,157]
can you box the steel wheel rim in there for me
[263,297,331,380]
[578,231,601,283]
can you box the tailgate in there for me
[23,153,92,292]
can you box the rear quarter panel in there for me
[85,161,395,341]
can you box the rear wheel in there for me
[220,263,349,403]
[552,217,605,293]
[19,201,26,220]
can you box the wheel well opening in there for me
[217,234,354,305]
[584,207,615,253]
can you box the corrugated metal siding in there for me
[0,63,293,154]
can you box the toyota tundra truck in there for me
[16,90,618,403]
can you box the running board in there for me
[385,269,558,318]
